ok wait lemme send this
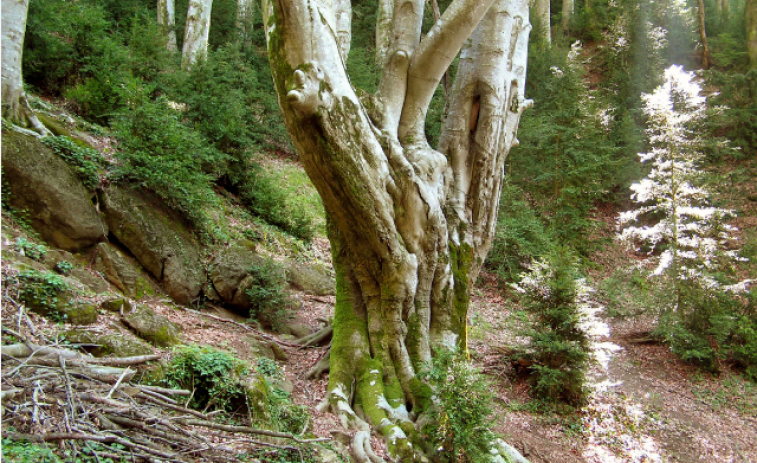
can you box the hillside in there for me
[3,0,757,462]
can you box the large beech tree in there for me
[1,0,49,136]
[263,0,531,459]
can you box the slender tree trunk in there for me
[562,0,573,33]
[1,0,50,136]
[182,0,213,69]
[158,0,178,52]
[237,0,253,46]
[748,0,757,69]
[535,0,551,44]
[698,0,711,69]
[263,0,531,458]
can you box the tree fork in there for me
[263,0,531,458]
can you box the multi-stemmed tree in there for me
[263,0,532,459]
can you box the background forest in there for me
[2,0,757,461]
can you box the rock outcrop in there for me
[1,131,106,251]
[101,186,203,304]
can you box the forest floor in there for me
[469,272,757,463]
[3,243,757,462]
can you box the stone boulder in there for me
[92,334,154,357]
[122,305,182,347]
[100,186,203,305]
[18,270,98,324]
[284,260,335,296]
[208,240,264,308]
[1,131,105,251]
[94,243,158,299]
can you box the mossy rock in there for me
[37,113,71,137]
[69,268,111,294]
[245,335,276,361]
[284,260,335,296]
[122,305,182,347]
[281,322,312,339]
[245,374,271,423]
[100,186,203,305]
[270,342,288,361]
[43,249,77,271]
[1,130,105,250]
[209,240,266,306]
[94,242,158,300]
[2,249,48,272]
[92,334,154,357]
[64,301,99,325]
[101,298,134,313]
[62,329,98,345]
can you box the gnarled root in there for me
[297,324,333,347]
[351,431,384,463]
[305,350,330,379]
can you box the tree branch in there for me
[398,0,497,143]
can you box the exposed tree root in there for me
[297,324,333,347]
[306,350,330,379]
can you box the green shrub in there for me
[162,345,250,412]
[112,97,227,239]
[245,258,293,331]
[237,163,319,241]
[2,438,60,463]
[511,247,598,405]
[42,136,104,190]
[655,283,757,380]
[13,237,48,261]
[55,261,74,275]
[486,181,550,283]
[166,43,288,154]
[418,350,497,463]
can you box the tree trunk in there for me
[263,0,531,458]
[534,0,551,44]
[237,0,253,46]
[748,0,757,69]
[1,0,49,136]
[182,0,213,69]
[562,0,573,33]
[158,0,178,52]
[698,0,711,69]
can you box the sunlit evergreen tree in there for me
[618,65,750,314]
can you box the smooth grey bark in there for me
[181,0,213,69]
[158,0,178,52]
[562,0,573,33]
[1,0,49,135]
[748,0,757,69]
[263,0,531,459]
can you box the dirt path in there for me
[470,274,757,463]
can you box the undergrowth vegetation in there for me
[23,0,317,245]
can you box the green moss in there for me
[145,325,179,347]
[246,374,271,423]
[409,377,432,413]
[449,242,473,351]
[64,302,98,325]
[36,113,70,137]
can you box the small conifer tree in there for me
[618,66,750,316]
[512,247,604,405]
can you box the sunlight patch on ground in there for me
[582,398,664,463]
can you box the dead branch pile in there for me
[1,335,327,463]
